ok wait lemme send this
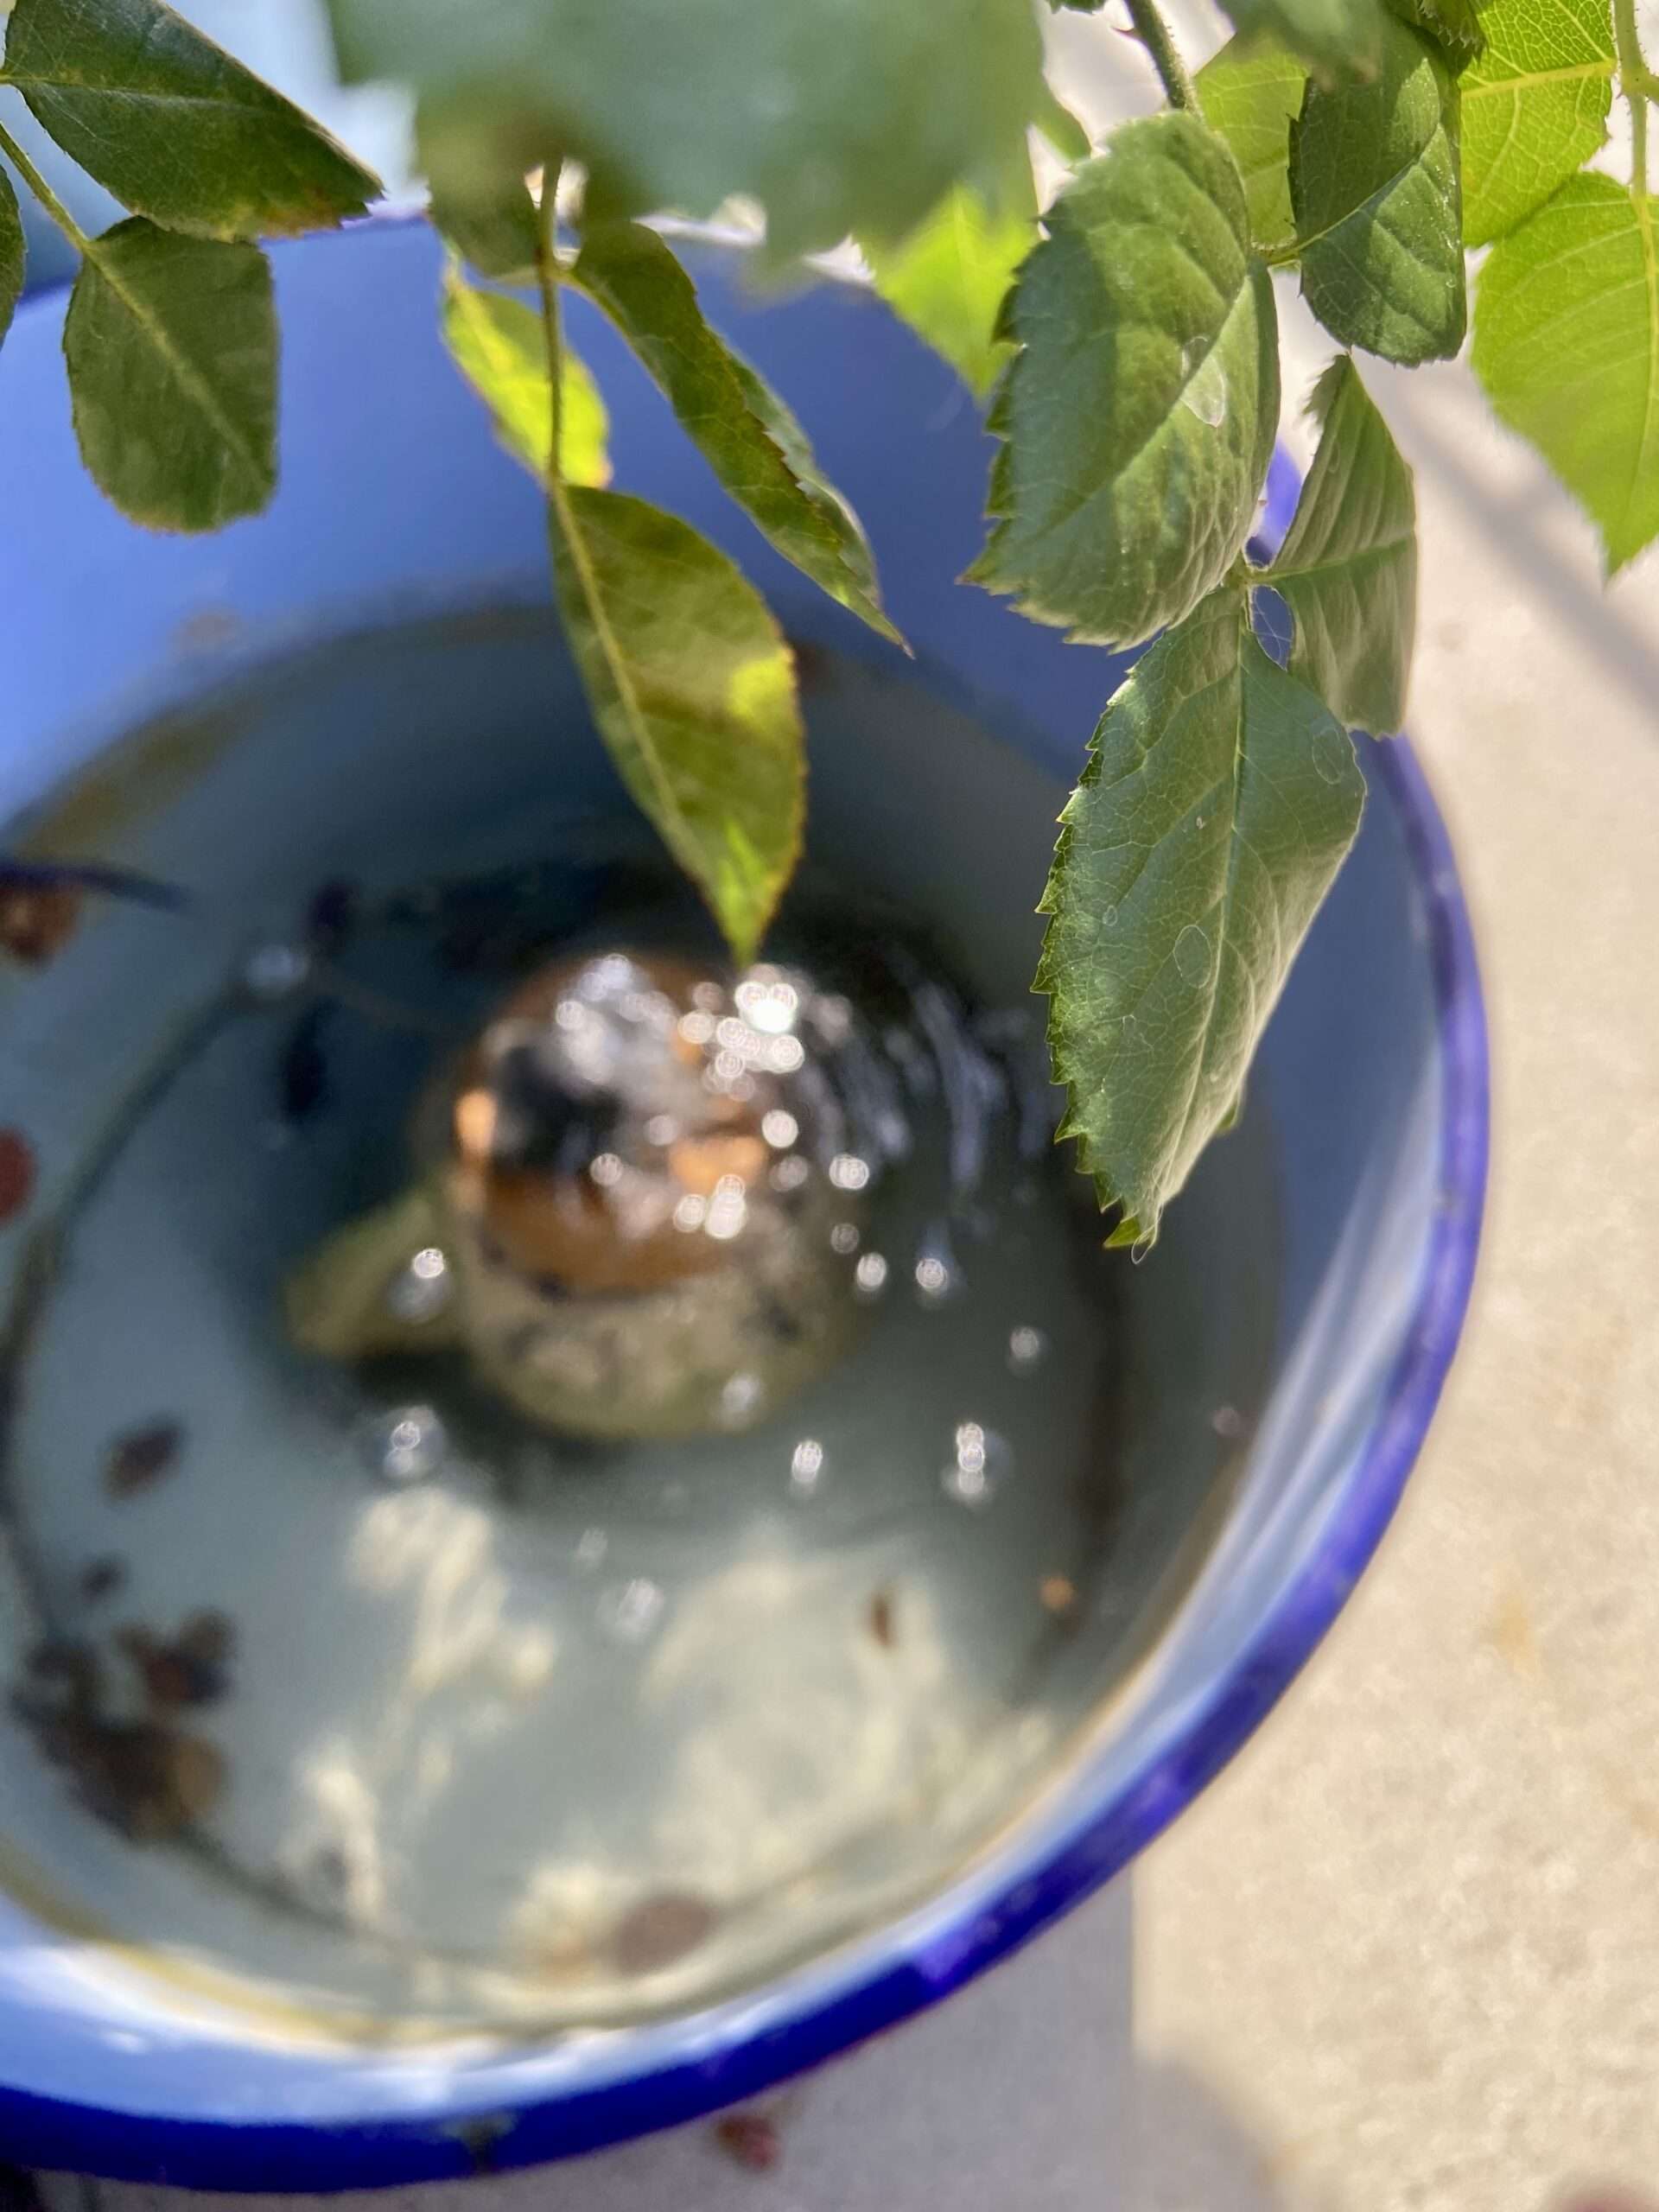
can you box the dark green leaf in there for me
[63,219,276,531]
[1038,586,1364,1244]
[1386,0,1486,66]
[1217,0,1389,86]
[1472,175,1659,573]
[441,263,609,487]
[572,220,899,641]
[424,131,539,279]
[1265,356,1416,733]
[547,487,804,965]
[5,0,378,242]
[327,0,1045,259]
[1460,0,1613,245]
[1290,15,1465,363]
[862,185,1034,399]
[1197,35,1307,251]
[970,112,1280,649]
[0,168,25,346]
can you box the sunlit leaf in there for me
[970,111,1279,648]
[441,262,609,487]
[63,219,276,531]
[1197,35,1307,252]
[862,184,1034,398]
[572,219,899,639]
[1038,586,1364,1244]
[1472,174,1659,572]
[548,488,804,963]
[1265,355,1416,733]
[1460,0,1613,245]
[5,0,378,241]
[1290,14,1465,363]
[327,0,1045,259]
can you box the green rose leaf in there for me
[1289,15,1465,364]
[861,184,1034,399]
[1039,586,1365,1245]
[1386,0,1486,67]
[547,487,804,966]
[63,219,276,531]
[0,168,25,347]
[327,0,1045,260]
[1459,0,1614,246]
[1264,356,1416,734]
[441,263,609,488]
[1472,175,1659,573]
[572,220,899,642]
[1034,86,1093,165]
[424,137,540,281]
[1197,35,1307,253]
[5,0,379,242]
[1217,0,1388,86]
[969,111,1280,650]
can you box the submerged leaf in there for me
[1459,0,1614,246]
[327,0,1045,259]
[1039,587,1364,1245]
[441,263,609,487]
[63,219,276,531]
[1197,35,1308,252]
[1472,175,1659,573]
[573,220,899,640]
[1290,14,1465,363]
[6,0,378,241]
[862,183,1035,399]
[547,488,804,963]
[970,111,1279,648]
[1266,355,1416,733]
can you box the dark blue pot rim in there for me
[0,346,1488,2192]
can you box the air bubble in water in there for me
[941,1421,1013,1510]
[364,1405,448,1484]
[789,1438,826,1495]
[600,1578,665,1643]
[1007,1325,1048,1373]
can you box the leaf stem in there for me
[0,117,90,253]
[1124,0,1196,112]
[1615,0,1649,194]
[534,164,564,479]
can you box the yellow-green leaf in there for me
[63,219,276,531]
[1459,0,1614,246]
[1472,174,1659,573]
[861,184,1034,399]
[441,263,609,487]
[5,0,379,242]
[548,488,804,964]
[1197,35,1308,253]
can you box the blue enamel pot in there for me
[0,222,1486,2187]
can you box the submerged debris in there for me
[0,877,81,965]
[79,1556,127,1605]
[105,1419,184,1500]
[118,1610,235,1710]
[611,1891,715,1976]
[12,1633,223,1840]
[868,1586,897,1649]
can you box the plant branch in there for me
[1615,0,1649,193]
[0,117,91,253]
[1125,0,1196,112]
[534,162,564,477]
